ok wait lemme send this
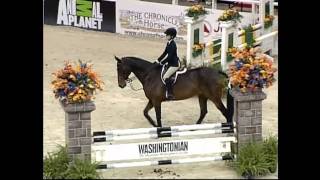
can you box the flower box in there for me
[185,4,208,20]
[192,43,205,58]
[218,9,243,23]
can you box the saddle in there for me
[160,62,187,85]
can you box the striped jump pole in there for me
[93,127,236,142]
[93,122,236,137]
[96,154,235,170]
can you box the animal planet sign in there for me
[116,0,187,40]
[57,0,103,30]
[92,137,234,162]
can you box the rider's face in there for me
[166,35,171,41]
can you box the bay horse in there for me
[115,56,232,127]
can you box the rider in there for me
[156,27,180,100]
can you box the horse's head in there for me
[115,56,131,88]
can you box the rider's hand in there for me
[157,60,164,65]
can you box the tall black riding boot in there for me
[165,79,174,100]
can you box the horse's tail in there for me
[218,70,228,78]
[217,70,234,123]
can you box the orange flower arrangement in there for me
[51,60,104,104]
[227,47,277,92]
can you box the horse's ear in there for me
[114,56,121,63]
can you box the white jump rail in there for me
[93,122,236,137]
[93,128,236,142]
[96,155,235,169]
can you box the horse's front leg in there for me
[154,103,162,127]
[144,100,157,127]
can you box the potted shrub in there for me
[43,145,101,179]
[66,159,101,179]
[233,142,272,179]
[228,136,278,179]
[43,145,69,179]
[262,135,278,173]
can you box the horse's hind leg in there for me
[144,100,157,127]
[196,95,208,124]
[226,89,234,124]
[210,97,230,123]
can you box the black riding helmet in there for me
[164,28,177,38]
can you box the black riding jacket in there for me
[158,40,179,67]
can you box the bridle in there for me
[122,62,160,91]
[125,75,143,91]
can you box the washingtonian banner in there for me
[92,137,235,162]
